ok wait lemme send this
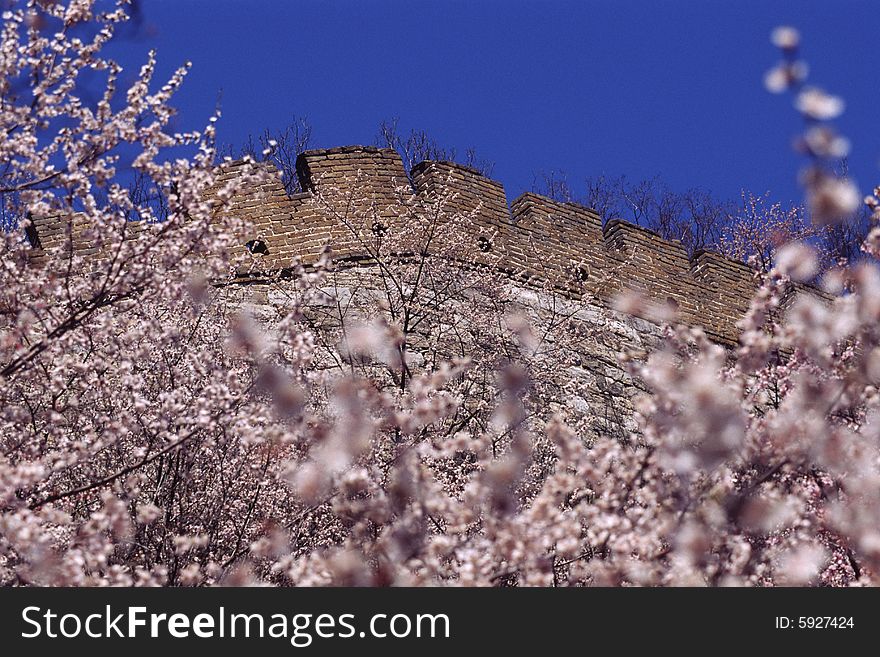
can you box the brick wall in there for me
[27,144,824,346]
[213,145,777,345]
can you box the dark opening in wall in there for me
[477,236,492,252]
[574,266,589,282]
[24,217,41,249]
[371,221,388,237]
[245,239,269,255]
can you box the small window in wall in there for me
[477,236,492,252]
[246,239,269,255]
[371,221,388,237]
[574,266,589,282]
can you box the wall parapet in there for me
[26,144,824,346]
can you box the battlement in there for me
[211,145,774,344]
[26,145,821,346]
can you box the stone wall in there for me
[212,145,778,347]
[25,145,823,441]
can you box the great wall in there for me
[23,145,820,441]
[205,144,800,343]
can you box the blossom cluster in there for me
[1,5,879,587]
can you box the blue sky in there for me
[110,0,879,207]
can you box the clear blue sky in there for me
[109,0,879,207]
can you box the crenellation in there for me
[509,192,607,290]
[411,160,511,229]
[26,144,816,347]
[600,219,704,326]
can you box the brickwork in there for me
[27,144,824,346]
[23,144,828,441]
[212,145,778,345]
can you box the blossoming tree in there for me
[2,3,880,587]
